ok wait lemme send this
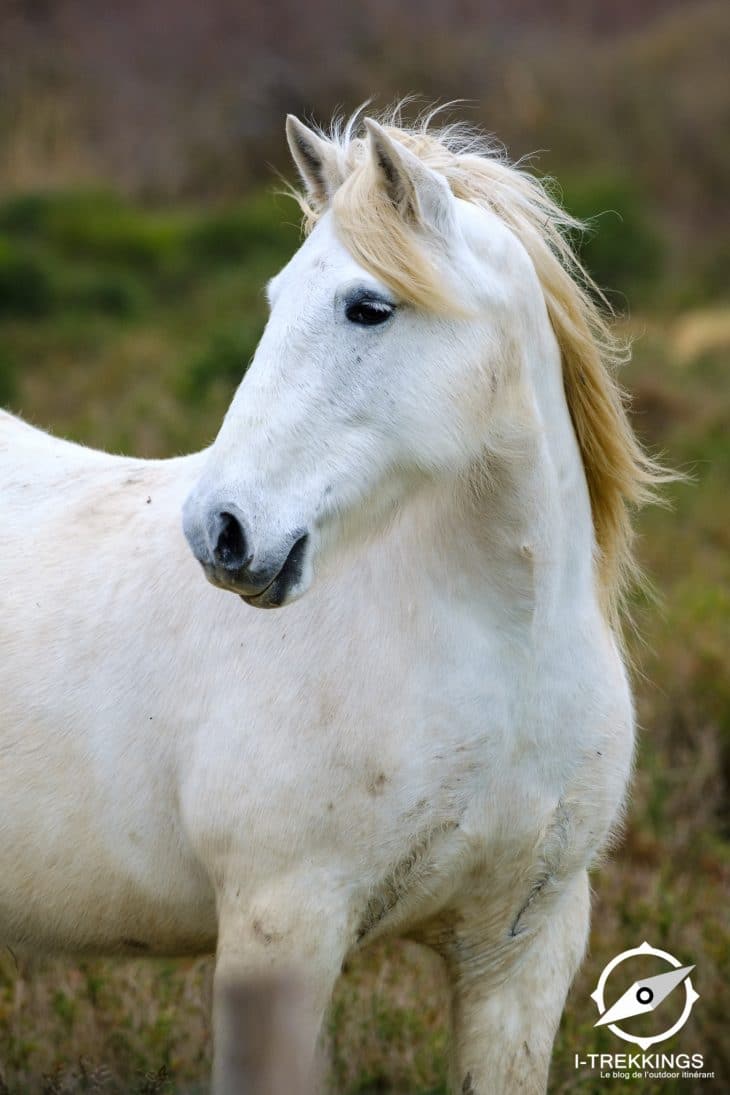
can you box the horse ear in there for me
[364,117,455,236]
[286,115,341,206]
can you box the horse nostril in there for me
[213,511,249,569]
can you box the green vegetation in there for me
[0,186,727,1093]
[0,189,300,456]
[559,173,664,306]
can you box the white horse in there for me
[0,112,665,1094]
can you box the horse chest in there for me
[330,636,627,949]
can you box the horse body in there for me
[0,112,657,1092]
[0,407,628,953]
[0,415,215,952]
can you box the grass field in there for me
[0,189,728,1093]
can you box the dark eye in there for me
[345,297,394,326]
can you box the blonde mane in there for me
[293,110,669,630]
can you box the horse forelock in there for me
[290,107,672,634]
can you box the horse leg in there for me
[212,886,347,1095]
[444,870,590,1095]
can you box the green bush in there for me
[0,239,148,320]
[559,174,664,304]
[62,268,147,317]
[181,323,260,401]
[0,191,299,305]
[0,192,189,275]
[0,240,55,317]
[0,191,124,238]
[48,207,186,274]
[0,194,49,234]
[186,193,299,266]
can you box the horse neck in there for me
[393,310,600,646]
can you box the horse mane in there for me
[292,108,670,631]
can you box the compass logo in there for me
[591,941,700,1051]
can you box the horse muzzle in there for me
[183,501,312,609]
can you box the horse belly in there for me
[0,796,218,956]
[0,702,218,957]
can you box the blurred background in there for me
[0,0,728,1091]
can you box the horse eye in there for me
[345,298,394,326]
